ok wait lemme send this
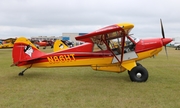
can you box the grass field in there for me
[0,47,180,108]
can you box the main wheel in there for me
[129,66,148,82]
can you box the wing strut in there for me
[120,33,125,64]
[103,39,121,63]
[102,31,126,64]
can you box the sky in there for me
[0,0,180,39]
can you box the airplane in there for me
[173,42,180,50]
[31,39,54,49]
[0,40,3,44]
[11,19,172,82]
[0,38,16,49]
[170,38,180,50]
[53,39,74,52]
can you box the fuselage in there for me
[18,36,172,73]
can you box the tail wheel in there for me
[129,66,148,82]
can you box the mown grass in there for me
[0,47,180,108]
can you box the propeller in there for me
[160,19,165,38]
[160,19,168,58]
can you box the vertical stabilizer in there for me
[12,37,45,65]
[53,40,69,52]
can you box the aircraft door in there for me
[111,36,138,63]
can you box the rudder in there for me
[12,37,45,65]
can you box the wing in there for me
[75,23,134,42]
[2,38,16,43]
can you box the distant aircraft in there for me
[0,38,16,49]
[173,42,180,50]
[171,38,180,50]
[53,40,69,52]
[11,19,172,82]
[31,39,54,49]
[0,40,3,44]
[53,40,74,52]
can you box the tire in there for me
[129,66,148,82]
[136,62,142,67]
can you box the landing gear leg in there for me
[18,65,32,76]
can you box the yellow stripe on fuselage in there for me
[19,47,163,73]
[135,47,163,61]
[21,56,113,68]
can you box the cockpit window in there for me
[129,35,140,43]
[91,35,107,51]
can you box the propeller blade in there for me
[160,19,169,58]
[164,45,168,59]
[160,19,165,38]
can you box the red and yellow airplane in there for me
[11,19,172,82]
[31,39,54,49]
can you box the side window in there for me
[91,35,107,52]
[108,36,135,55]
[105,31,123,55]
[108,37,122,55]
[90,30,128,54]
[124,37,135,52]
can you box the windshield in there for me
[129,35,140,43]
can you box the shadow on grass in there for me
[9,70,132,83]
[9,71,49,79]
[93,74,130,81]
